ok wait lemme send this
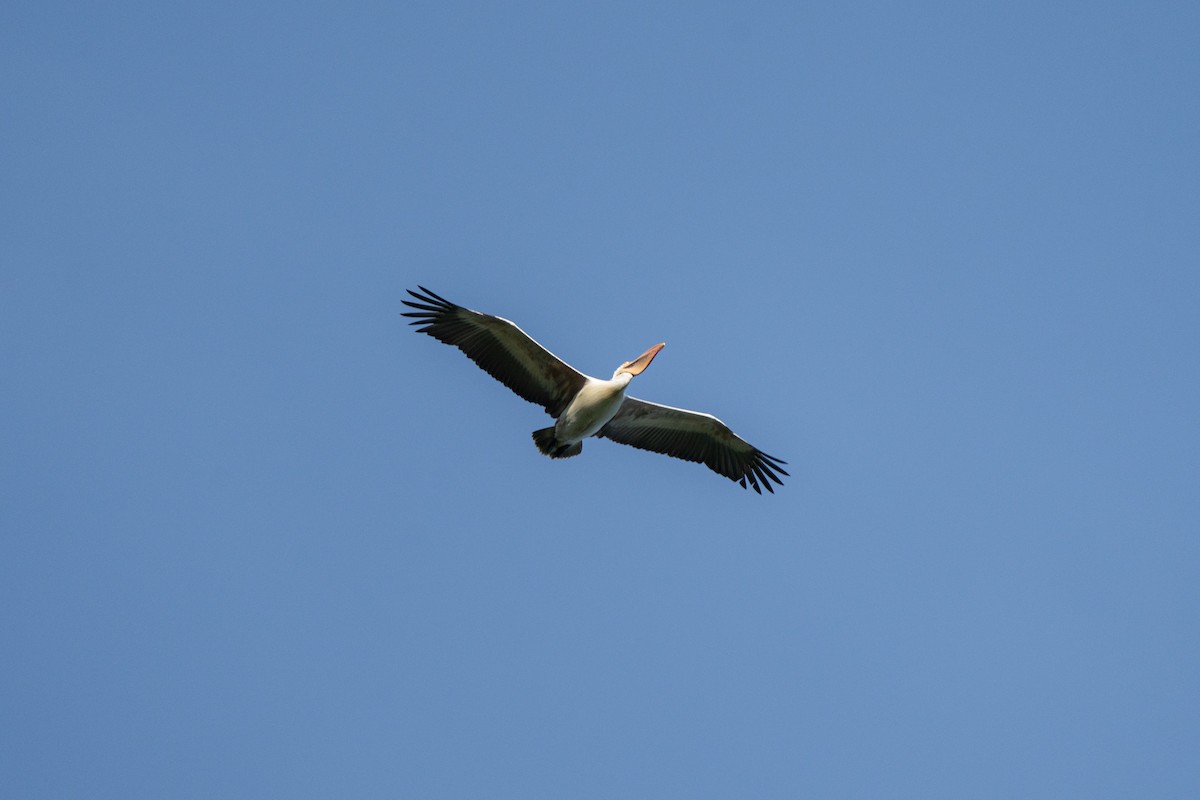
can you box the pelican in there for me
[402,287,787,493]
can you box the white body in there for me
[555,374,633,444]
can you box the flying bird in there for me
[402,286,787,493]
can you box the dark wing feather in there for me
[598,397,788,493]
[402,287,587,417]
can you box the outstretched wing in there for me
[598,397,788,493]
[402,286,587,418]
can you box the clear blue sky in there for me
[3,2,1198,797]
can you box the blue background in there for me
[4,2,1198,797]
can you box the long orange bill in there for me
[623,342,665,375]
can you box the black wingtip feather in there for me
[415,285,454,305]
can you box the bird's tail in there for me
[532,427,583,459]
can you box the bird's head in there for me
[614,342,665,379]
